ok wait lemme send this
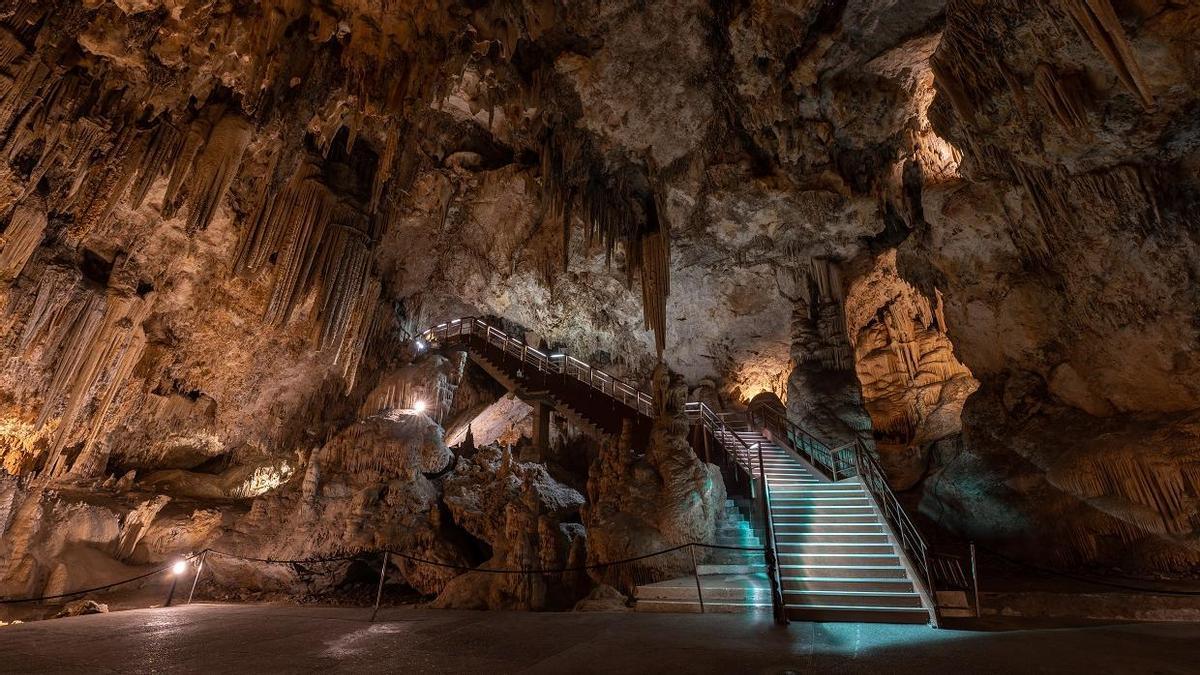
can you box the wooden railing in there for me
[424,318,654,417]
[748,397,977,624]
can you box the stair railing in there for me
[425,317,654,416]
[747,398,977,625]
[684,401,787,625]
[747,399,854,481]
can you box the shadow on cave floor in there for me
[0,603,1196,674]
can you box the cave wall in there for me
[0,0,1197,598]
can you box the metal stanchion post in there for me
[164,574,179,608]
[690,544,705,614]
[970,542,981,618]
[187,550,208,605]
[370,551,389,622]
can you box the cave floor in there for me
[0,603,1196,674]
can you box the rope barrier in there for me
[978,544,1200,597]
[210,541,765,575]
[0,542,767,605]
[204,550,366,565]
[0,552,202,605]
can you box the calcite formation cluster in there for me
[2,0,1200,614]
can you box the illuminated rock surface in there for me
[0,0,1199,622]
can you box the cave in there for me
[1,1,1198,672]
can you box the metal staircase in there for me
[424,318,653,446]
[423,317,977,625]
[730,427,928,623]
[634,500,774,614]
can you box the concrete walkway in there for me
[0,604,1196,674]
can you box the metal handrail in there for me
[747,400,855,481]
[747,398,977,623]
[424,320,787,623]
[683,400,786,625]
[424,318,654,416]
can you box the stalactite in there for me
[56,118,108,202]
[163,105,223,218]
[930,0,1005,129]
[335,279,382,394]
[1033,64,1092,136]
[183,113,253,232]
[35,285,154,475]
[0,195,46,282]
[640,230,669,356]
[807,259,850,372]
[128,115,183,210]
[1056,452,1199,536]
[16,269,78,353]
[0,26,24,69]
[0,58,50,133]
[262,161,337,325]
[69,123,141,238]
[1060,0,1154,108]
[236,154,382,379]
[539,126,671,355]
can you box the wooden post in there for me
[187,550,208,605]
[370,551,389,622]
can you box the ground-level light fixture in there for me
[415,339,426,351]
[413,400,428,414]
[165,558,189,607]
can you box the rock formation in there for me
[584,366,725,588]
[2,0,1200,619]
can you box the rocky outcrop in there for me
[434,446,587,610]
[1,0,1199,606]
[584,367,725,587]
[845,251,978,488]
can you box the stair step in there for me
[768,504,873,509]
[773,533,888,543]
[785,605,930,624]
[778,563,907,577]
[636,599,771,614]
[775,543,895,555]
[781,577,916,593]
[782,590,923,608]
[777,552,899,565]
[772,494,868,499]
[768,482,864,487]
[772,514,878,521]
[697,564,765,575]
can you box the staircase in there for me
[727,428,930,624]
[425,318,653,446]
[426,317,945,625]
[634,500,773,614]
